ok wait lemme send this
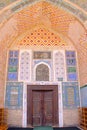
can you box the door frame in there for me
[27,85,59,127]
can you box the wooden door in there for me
[27,85,58,127]
[44,91,53,126]
[32,90,53,126]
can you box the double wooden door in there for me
[27,85,58,127]
[32,90,53,126]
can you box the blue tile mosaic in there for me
[9,51,14,57]
[5,82,23,109]
[62,82,80,108]
[9,58,18,66]
[66,51,78,81]
[14,51,19,57]
[66,59,76,66]
[7,73,18,81]
[7,50,19,81]
[9,50,19,57]
[66,51,75,58]
[67,73,77,81]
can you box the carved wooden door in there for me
[32,90,53,126]
[27,85,58,127]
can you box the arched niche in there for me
[36,63,49,81]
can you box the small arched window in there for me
[36,64,49,81]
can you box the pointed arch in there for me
[35,63,50,81]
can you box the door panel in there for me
[32,91,42,126]
[32,91,53,126]
[27,85,58,127]
[44,91,53,126]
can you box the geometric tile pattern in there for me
[7,50,19,81]
[66,51,78,81]
[5,82,23,109]
[14,28,67,48]
[54,51,65,81]
[62,82,80,108]
[19,51,30,81]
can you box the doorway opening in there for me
[27,85,58,127]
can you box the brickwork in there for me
[68,20,87,86]
[0,1,85,50]
[77,46,87,86]
[63,109,79,126]
[7,110,22,127]
[13,1,75,36]
[0,0,87,28]
[10,27,68,49]
[0,44,7,107]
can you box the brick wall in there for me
[7,110,23,127]
[0,44,7,107]
[63,109,79,126]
